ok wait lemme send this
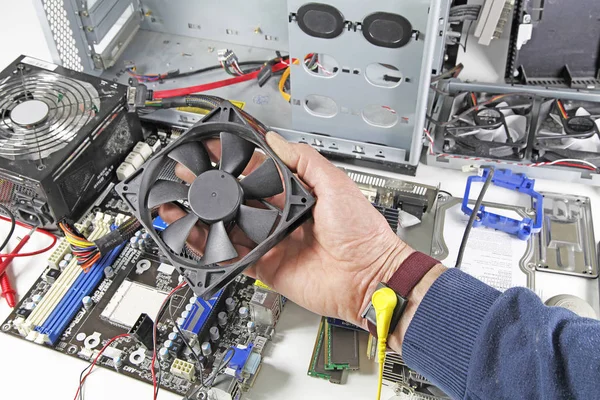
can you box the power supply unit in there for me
[0,55,142,229]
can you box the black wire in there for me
[161,61,269,80]
[186,347,236,399]
[437,190,454,198]
[153,293,173,399]
[0,205,16,252]
[455,167,495,269]
[78,364,93,400]
[462,20,474,52]
[168,292,204,386]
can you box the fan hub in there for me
[10,99,49,127]
[475,108,504,130]
[565,116,596,134]
[189,170,242,223]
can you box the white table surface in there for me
[1,2,600,399]
[2,162,600,400]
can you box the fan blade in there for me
[147,180,190,208]
[505,115,527,141]
[219,132,255,177]
[240,158,284,200]
[237,204,279,243]
[475,116,526,142]
[576,107,591,117]
[203,221,238,264]
[161,213,199,254]
[496,102,515,117]
[168,142,211,177]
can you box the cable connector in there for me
[257,63,274,87]
[126,82,151,112]
[372,287,397,400]
[461,164,481,173]
[217,49,238,65]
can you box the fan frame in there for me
[116,102,316,299]
[441,93,533,160]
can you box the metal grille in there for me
[0,71,100,160]
[57,161,94,209]
[42,0,83,71]
[0,178,38,215]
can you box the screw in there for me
[81,10,89,17]
[208,47,214,53]
[523,14,531,23]
[254,26,262,34]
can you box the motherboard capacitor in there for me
[201,342,212,356]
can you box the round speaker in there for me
[362,12,413,48]
[297,3,345,39]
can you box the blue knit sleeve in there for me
[402,268,600,399]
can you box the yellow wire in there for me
[279,67,291,102]
[372,288,398,400]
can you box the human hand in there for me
[159,132,415,327]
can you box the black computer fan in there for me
[443,92,532,158]
[117,103,315,298]
[536,99,600,154]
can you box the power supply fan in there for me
[0,70,100,161]
[117,103,315,298]
[536,100,600,153]
[444,93,531,158]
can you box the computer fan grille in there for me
[0,71,100,161]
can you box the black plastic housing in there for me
[0,55,143,230]
[116,103,316,299]
[129,313,155,350]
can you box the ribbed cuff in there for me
[402,269,501,399]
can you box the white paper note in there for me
[442,203,528,291]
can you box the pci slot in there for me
[181,289,225,339]
[36,242,126,345]
[22,216,112,339]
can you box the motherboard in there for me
[0,185,283,399]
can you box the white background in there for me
[1,1,600,400]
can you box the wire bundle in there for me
[59,218,141,272]
[449,4,482,22]
[144,94,224,111]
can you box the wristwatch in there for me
[361,251,439,337]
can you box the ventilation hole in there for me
[353,68,361,75]
[342,67,351,73]
[362,105,399,128]
[304,95,338,118]
[365,63,402,88]
[302,53,339,78]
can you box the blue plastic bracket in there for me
[461,168,543,240]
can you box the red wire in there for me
[153,62,288,99]
[553,162,596,171]
[73,333,130,400]
[0,215,57,257]
[151,281,188,399]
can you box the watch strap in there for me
[387,251,440,297]
[365,251,439,337]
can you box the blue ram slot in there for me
[181,289,225,335]
[36,243,125,344]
